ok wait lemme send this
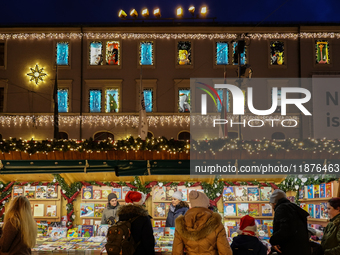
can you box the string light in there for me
[2,32,340,41]
[0,115,299,128]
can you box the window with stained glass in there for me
[216,42,228,65]
[143,89,153,113]
[316,40,330,64]
[106,41,120,65]
[270,41,285,65]
[178,89,191,113]
[177,41,192,65]
[217,89,230,112]
[89,89,102,112]
[89,42,103,65]
[57,89,69,112]
[105,89,119,113]
[232,41,246,65]
[56,42,69,66]
[140,42,153,65]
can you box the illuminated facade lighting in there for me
[200,6,207,16]
[189,6,195,16]
[118,10,127,18]
[142,8,149,18]
[130,9,138,18]
[176,7,183,17]
[153,8,161,18]
[26,64,47,85]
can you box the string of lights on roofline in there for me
[2,32,340,41]
[0,115,299,128]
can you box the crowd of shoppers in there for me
[0,188,339,255]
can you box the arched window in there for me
[272,132,285,140]
[94,132,114,141]
[58,132,68,140]
[227,132,238,139]
[178,131,191,141]
[147,132,154,139]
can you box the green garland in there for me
[1,137,340,155]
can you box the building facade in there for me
[0,25,339,141]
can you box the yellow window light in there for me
[188,6,195,15]
[153,8,161,18]
[130,9,138,18]
[118,10,127,18]
[200,6,207,16]
[176,7,183,17]
[142,8,149,17]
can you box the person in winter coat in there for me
[117,191,155,255]
[231,215,267,255]
[101,193,120,224]
[172,190,232,255]
[269,189,311,255]
[0,196,37,255]
[321,197,340,255]
[166,190,189,227]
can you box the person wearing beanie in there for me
[269,189,311,255]
[165,190,189,227]
[101,193,120,224]
[172,190,232,255]
[231,215,267,255]
[117,191,155,255]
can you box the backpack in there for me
[105,216,140,255]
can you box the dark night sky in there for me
[1,0,339,26]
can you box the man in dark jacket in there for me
[269,189,311,255]
[117,191,155,255]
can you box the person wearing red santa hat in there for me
[230,215,267,255]
[117,191,155,255]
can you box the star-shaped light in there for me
[27,64,47,85]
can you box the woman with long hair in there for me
[0,196,37,255]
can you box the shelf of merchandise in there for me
[81,199,124,203]
[224,216,274,219]
[299,197,337,202]
[224,201,271,203]
[307,218,329,223]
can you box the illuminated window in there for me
[140,42,153,65]
[270,41,285,65]
[57,89,69,113]
[94,132,114,141]
[106,41,120,65]
[105,89,119,113]
[178,89,191,113]
[217,89,230,113]
[89,89,102,112]
[177,41,191,65]
[0,87,3,112]
[143,89,153,113]
[0,43,4,66]
[232,41,246,65]
[216,42,228,65]
[56,42,69,66]
[89,42,103,65]
[316,40,330,64]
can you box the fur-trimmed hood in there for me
[175,207,222,241]
[117,204,149,217]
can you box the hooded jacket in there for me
[101,202,120,224]
[172,207,232,255]
[231,235,267,255]
[165,201,189,227]
[270,197,311,255]
[117,204,155,255]
[321,213,340,255]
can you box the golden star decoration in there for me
[27,64,47,85]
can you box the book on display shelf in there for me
[112,188,121,199]
[34,204,45,217]
[80,203,94,217]
[46,186,58,199]
[101,187,112,200]
[24,186,35,199]
[153,227,165,239]
[307,185,314,199]
[13,186,23,198]
[247,187,259,201]
[153,186,166,201]
[237,203,249,217]
[94,204,105,218]
[154,203,166,218]
[67,228,78,238]
[165,186,177,201]
[46,205,57,217]
[299,187,305,200]
[228,226,239,238]
[81,225,94,237]
[164,227,175,237]
[93,189,102,200]
[319,183,326,198]
[314,184,320,199]
[82,186,93,200]
[122,186,131,200]
[320,202,327,219]
[261,204,273,216]
[315,204,321,219]
[263,220,273,226]
[235,186,248,201]
[177,186,188,201]
[255,219,261,226]
[326,183,332,197]
[223,187,236,202]
[308,204,314,218]
[96,225,109,237]
[248,204,260,217]
[224,203,236,216]
[260,187,272,201]
[36,186,47,199]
